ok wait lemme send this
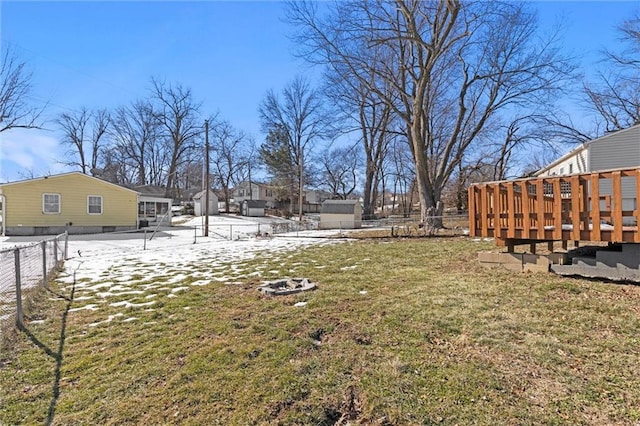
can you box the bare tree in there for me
[258,76,332,219]
[386,137,415,216]
[109,100,164,185]
[583,14,640,131]
[319,46,396,218]
[317,143,360,199]
[150,78,202,198]
[289,0,575,226]
[0,43,43,132]
[57,107,110,175]
[209,120,253,212]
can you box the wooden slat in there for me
[468,186,477,236]
[612,171,623,241]
[507,183,515,238]
[590,174,601,241]
[536,179,545,237]
[553,179,563,240]
[480,185,488,237]
[521,182,531,239]
[571,176,581,241]
[581,176,590,236]
[493,183,501,236]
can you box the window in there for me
[87,195,103,214]
[569,163,573,174]
[43,193,60,214]
[265,189,274,197]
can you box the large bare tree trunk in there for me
[288,0,575,228]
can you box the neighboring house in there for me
[193,189,219,216]
[319,200,362,230]
[0,172,140,236]
[233,181,278,208]
[535,124,640,214]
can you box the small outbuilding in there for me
[319,200,362,230]
[193,189,219,216]
[242,199,266,217]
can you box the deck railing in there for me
[468,167,640,248]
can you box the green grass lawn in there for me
[2,237,640,425]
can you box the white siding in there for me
[538,149,589,177]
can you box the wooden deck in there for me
[468,167,640,250]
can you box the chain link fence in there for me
[187,214,469,241]
[0,233,68,334]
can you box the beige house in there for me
[233,181,278,208]
[0,172,139,236]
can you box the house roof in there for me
[535,123,640,176]
[193,189,217,200]
[321,199,360,214]
[132,184,167,197]
[0,171,140,194]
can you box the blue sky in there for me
[0,1,638,182]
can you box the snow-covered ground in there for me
[44,216,344,328]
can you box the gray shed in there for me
[193,189,219,216]
[242,199,266,217]
[319,200,362,229]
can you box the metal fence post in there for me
[41,241,47,284]
[54,238,59,268]
[64,231,69,259]
[14,248,23,330]
[230,225,233,240]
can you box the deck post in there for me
[612,171,623,241]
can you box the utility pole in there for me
[298,150,303,221]
[204,120,210,237]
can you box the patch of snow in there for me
[109,300,157,309]
[46,216,344,328]
[89,313,124,327]
[69,304,99,312]
[294,301,308,307]
[340,265,358,271]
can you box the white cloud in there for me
[0,128,69,182]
